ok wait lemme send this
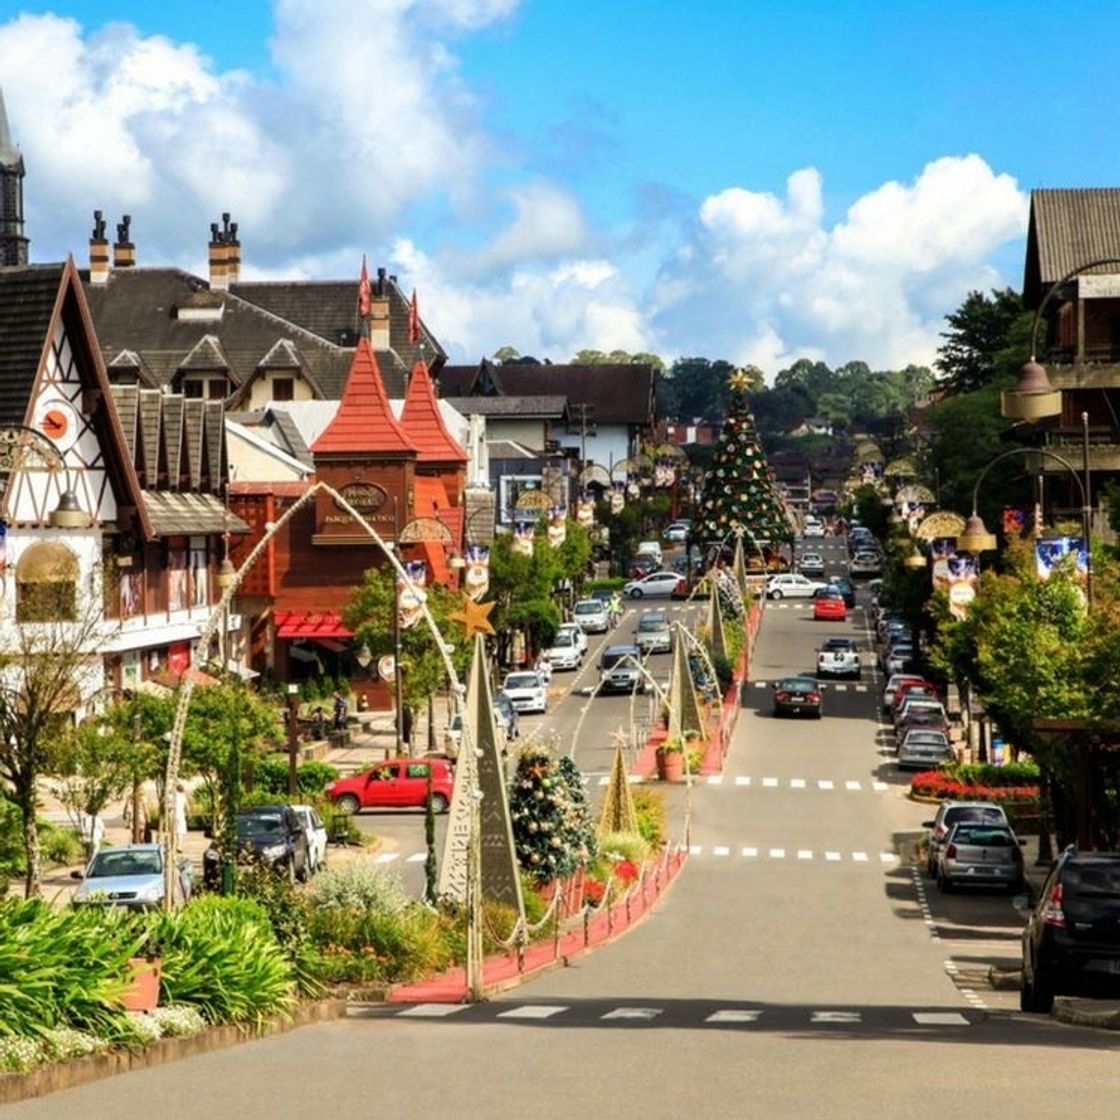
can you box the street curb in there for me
[1051,998,1120,1030]
[0,999,349,1106]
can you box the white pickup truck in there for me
[816,637,861,679]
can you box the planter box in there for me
[121,957,161,1012]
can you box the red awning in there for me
[274,610,353,640]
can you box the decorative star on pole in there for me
[728,367,753,392]
[450,593,496,637]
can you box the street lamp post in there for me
[286,683,300,798]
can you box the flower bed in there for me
[910,769,1040,803]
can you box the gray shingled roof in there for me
[0,264,62,427]
[1025,189,1120,306]
[441,394,567,418]
[438,360,654,426]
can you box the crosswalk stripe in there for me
[912,1012,969,1026]
[790,778,806,789]
[374,853,399,864]
[398,1004,469,1017]
[812,1011,861,1024]
[498,1005,568,1020]
[602,1007,662,1020]
[405,853,427,863]
[706,1010,761,1023]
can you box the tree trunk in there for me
[20,792,42,899]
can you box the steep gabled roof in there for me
[400,360,466,464]
[1025,189,1120,307]
[0,263,63,426]
[311,338,418,456]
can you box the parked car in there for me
[882,642,916,676]
[771,675,823,718]
[556,621,588,654]
[896,704,949,743]
[816,637,861,679]
[494,690,519,740]
[798,552,826,577]
[573,598,611,633]
[626,553,659,579]
[598,643,645,694]
[635,611,672,654]
[326,758,455,816]
[1020,849,1120,1012]
[500,670,549,713]
[636,540,664,567]
[203,805,311,888]
[891,680,939,720]
[663,522,690,542]
[586,590,620,627]
[765,573,826,600]
[830,575,856,607]
[290,804,328,873]
[894,696,946,729]
[624,570,683,599]
[922,801,1011,877]
[897,729,954,770]
[882,673,928,712]
[813,587,847,621]
[546,628,583,670]
[71,844,192,910]
[935,820,1024,894]
[850,550,883,577]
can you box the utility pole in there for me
[570,403,595,465]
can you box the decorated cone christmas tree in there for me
[707,575,728,663]
[732,532,750,597]
[699,368,791,544]
[671,629,707,744]
[597,733,640,843]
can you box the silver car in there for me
[936,821,1025,893]
[922,801,1011,877]
[71,844,192,910]
[897,729,953,770]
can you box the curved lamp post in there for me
[957,446,1093,608]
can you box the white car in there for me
[545,629,583,670]
[765,573,826,600]
[623,570,682,599]
[501,671,549,714]
[634,612,672,654]
[850,550,883,577]
[816,637,861,679]
[663,522,690,543]
[290,805,328,874]
[556,621,588,655]
[572,598,611,633]
[802,521,826,538]
[798,552,826,577]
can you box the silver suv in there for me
[573,598,611,633]
[635,612,671,654]
[599,644,644,694]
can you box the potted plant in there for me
[656,737,685,782]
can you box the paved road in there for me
[11,552,1120,1118]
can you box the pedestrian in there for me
[332,690,347,731]
[535,651,552,685]
[172,782,189,842]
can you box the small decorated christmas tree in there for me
[698,368,791,544]
[509,744,597,885]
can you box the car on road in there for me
[802,519,826,538]
[816,636,861,679]
[626,553,659,579]
[545,628,583,670]
[1020,849,1120,1013]
[500,670,549,713]
[494,690,519,739]
[635,611,672,654]
[935,820,1025,894]
[922,801,1010,877]
[291,804,328,874]
[71,844,192,910]
[812,587,848,621]
[798,552,826,577]
[326,758,456,817]
[830,575,856,607]
[882,642,916,676]
[556,621,589,654]
[623,570,683,599]
[850,550,883,577]
[203,805,311,888]
[897,729,953,770]
[598,643,645,694]
[573,598,611,633]
[882,673,928,712]
[771,675,823,718]
[765,572,826,600]
[663,522,690,542]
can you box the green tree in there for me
[935,288,1025,393]
[492,346,520,363]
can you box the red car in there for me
[813,590,847,621]
[326,758,455,814]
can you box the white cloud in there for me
[465,181,588,273]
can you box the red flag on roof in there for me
[408,288,420,344]
[358,256,371,318]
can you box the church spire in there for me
[0,84,29,266]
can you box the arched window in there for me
[16,542,79,622]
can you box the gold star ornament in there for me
[729,367,754,392]
[450,594,496,637]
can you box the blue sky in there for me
[1,1,1118,374]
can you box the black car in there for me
[771,675,822,718]
[1020,848,1120,1012]
[830,576,856,607]
[598,644,644,694]
[203,805,311,888]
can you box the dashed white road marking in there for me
[735,775,751,786]
[742,846,758,858]
[769,848,786,859]
[790,778,806,789]
[825,851,842,861]
[812,1011,861,1024]
[913,1012,969,1026]
[797,849,813,860]
[762,777,779,788]
[713,845,730,857]
[602,1007,662,1021]
[845,780,862,791]
[706,1009,762,1023]
[374,853,400,865]
[398,1003,469,1017]
[498,1005,568,1020]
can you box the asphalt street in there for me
[10,538,1120,1118]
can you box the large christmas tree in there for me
[698,369,791,543]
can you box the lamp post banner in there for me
[397,561,427,629]
[547,506,567,548]
[513,521,534,557]
[930,536,957,594]
[1035,537,1088,581]
[946,554,979,619]
[464,544,490,601]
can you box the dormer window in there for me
[183,376,227,400]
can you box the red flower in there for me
[584,879,606,904]
[614,859,639,884]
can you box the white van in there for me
[636,540,663,567]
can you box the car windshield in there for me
[638,617,667,632]
[823,639,854,650]
[602,648,638,669]
[505,674,540,689]
[236,813,286,838]
[574,602,601,615]
[945,806,1005,827]
[552,633,574,647]
[87,850,162,878]
[953,826,1013,846]
[777,677,816,693]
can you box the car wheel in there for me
[297,855,310,883]
[770,589,783,600]
[1020,958,1055,1014]
[630,589,643,599]
[429,792,449,813]
[336,794,361,815]
[287,857,298,885]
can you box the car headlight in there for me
[262,843,287,859]
[135,882,163,902]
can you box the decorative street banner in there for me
[930,536,957,594]
[547,506,567,549]
[901,500,926,534]
[1035,537,1088,580]
[946,553,979,620]
[513,521,534,557]
[626,474,641,500]
[609,482,625,515]
[397,560,427,629]
[463,544,490,602]
[861,462,883,484]
[1003,508,1027,536]
[653,459,676,487]
[576,494,595,527]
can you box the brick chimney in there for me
[226,215,240,285]
[208,217,228,291]
[112,215,135,268]
[370,296,391,348]
[89,210,109,285]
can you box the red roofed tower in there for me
[400,359,468,584]
[310,337,418,546]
